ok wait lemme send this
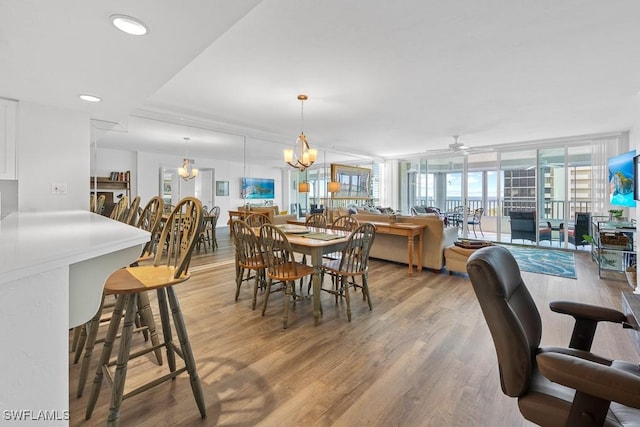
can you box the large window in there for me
[401,133,622,249]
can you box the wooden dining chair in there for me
[245,212,271,227]
[321,223,376,321]
[299,212,330,275]
[232,219,266,309]
[209,208,220,250]
[85,197,206,425]
[259,223,314,329]
[305,212,327,228]
[330,215,359,232]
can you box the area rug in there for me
[502,245,577,279]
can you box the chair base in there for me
[85,286,206,426]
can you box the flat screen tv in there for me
[608,150,636,207]
[241,177,275,200]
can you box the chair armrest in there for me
[550,301,627,351]
[550,301,626,323]
[537,352,640,409]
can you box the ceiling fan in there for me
[426,135,493,155]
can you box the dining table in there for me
[256,224,350,326]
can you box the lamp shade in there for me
[298,182,310,192]
[327,181,341,193]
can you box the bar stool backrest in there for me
[154,197,203,279]
[136,197,164,257]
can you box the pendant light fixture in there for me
[298,181,310,192]
[284,95,317,171]
[178,137,198,181]
[325,150,340,193]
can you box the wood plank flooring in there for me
[69,229,639,426]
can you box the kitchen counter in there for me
[0,210,149,422]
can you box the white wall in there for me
[18,102,90,211]
[94,147,285,220]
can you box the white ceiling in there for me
[2,0,640,168]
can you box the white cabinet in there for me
[0,98,18,180]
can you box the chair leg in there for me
[235,266,245,301]
[106,294,138,426]
[342,276,352,322]
[73,324,88,363]
[156,288,176,373]
[166,286,206,419]
[86,294,127,420]
[262,278,273,316]
[283,281,292,329]
[362,273,372,310]
[77,294,105,397]
[252,269,262,310]
[137,291,163,365]
[71,325,82,353]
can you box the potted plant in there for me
[608,209,624,221]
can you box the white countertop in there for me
[0,210,150,284]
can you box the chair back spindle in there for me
[136,197,164,258]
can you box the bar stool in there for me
[85,197,206,426]
[75,197,165,397]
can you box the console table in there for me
[366,221,425,276]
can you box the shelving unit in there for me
[90,173,130,206]
[591,218,636,280]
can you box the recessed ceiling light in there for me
[79,94,102,102]
[110,14,148,36]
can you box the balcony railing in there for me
[420,199,592,220]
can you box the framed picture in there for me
[331,164,371,199]
[163,182,172,193]
[216,181,229,196]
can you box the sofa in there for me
[234,206,298,225]
[350,212,458,271]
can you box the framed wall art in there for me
[216,180,229,196]
[331,164,371,199]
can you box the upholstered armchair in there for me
[467,246,640,426]
[509,210,551,243]
[560,212,592,248]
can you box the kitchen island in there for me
[0,210,149,423]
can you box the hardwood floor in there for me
[69,229,639,426]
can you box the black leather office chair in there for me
[467,245,640,426]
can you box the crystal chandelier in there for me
[178,137,198,181]
[284,95,317,171]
